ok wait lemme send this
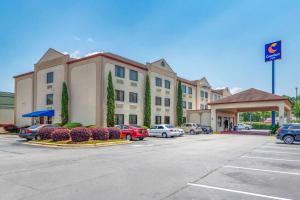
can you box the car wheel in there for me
[162,132,168,138]
[139,137,144,140]
[246,127,250,130]
[283,135,294,144]
[26,138,32,141]
[35,135,41,140]
[126,134,132,141]
[190,130,195,134]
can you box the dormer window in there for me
[161,61,165,67]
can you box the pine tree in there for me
[61,82,69,125]
[106,71,115,127]
[176,81,183,126]
[144,75,151,127]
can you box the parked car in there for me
[197,124,213,134]
[19,124,58,140]
[277,123,300,144]
[181,123,202,134]
[237,123,252,130]
[115,124,148,141]
[148,124,184,138]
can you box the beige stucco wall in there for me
[188,111,211,126]
[182,84,197,119]
[70,63,97,125]
[16,77,33,126]
[0,108,14,124]
[36,65,65,123]
[103,62,146,126]
[149,71,176,125]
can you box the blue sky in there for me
[0,0,299,96]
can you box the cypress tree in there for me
[61,82,69,125]
[106,71,115,127]
[176,81,183,126]
[144,75,151,127]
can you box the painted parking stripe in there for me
[241,156,300,162]
[254,150,300,155]
[224,166,300,176]
[187,183,293,200]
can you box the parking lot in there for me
[0,134,299,200]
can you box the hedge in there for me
[70,127,90,142]
[90,128,109,140]
[244,122,272,130]
[37,127,55,140]
[108,127,121,139]
[63,122,82,129]
[51,128,70,141]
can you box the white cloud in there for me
[70,50,81,58]
[73,36,81,41]
[85,51,101,56]
[87,37,94,42]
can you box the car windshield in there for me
[166,125,174,128]
[28,125,41,129]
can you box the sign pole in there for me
[271,60,275,126]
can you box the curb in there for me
[24,140,133,148]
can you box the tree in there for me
[293,100,300,118]
[176,81,183,126]
[143,75,151,127]
[61,82,69,125]
[106,71,115,127]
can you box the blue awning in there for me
[22,110,55,117]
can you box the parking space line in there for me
[241,156,300,162]
[187,183,293,200]
[224,165,300,176]
[254,150,300,155]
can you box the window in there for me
[200,104,205,110]
[165,80,171,89]
[205,105,208,110]
[115,65,125,78]
[115,114,124,125]
[115,90,124,101]
[188,102,192,109]
[182,85,186,93]
[164,116,170,124]
[201,90,205,98]
[188,87,192,94]
[129,92,138,103]
[47,72,53,84]
[156,77,162,87]
[46,94,53,105]
[164,98,170,107]
[205,92,208,99]
[218,116,222,127]
[129,70,138,81]
[155,97,162,105]
[129,115,137,124]
[155,116,162,124]
[182,101,186,109]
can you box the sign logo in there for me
[265,40,281,62]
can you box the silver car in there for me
[148,124,184,138]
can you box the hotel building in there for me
[14,48,231,127]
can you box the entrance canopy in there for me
[208,88,293,131]
[22,110,55,117]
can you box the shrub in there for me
[3,124,18,133]
[63,122,82,129]
[90,128,109,140]
[108,127,121,139]
[37,127,55,140]
[51,128,70,141]
[70,127,90,142]
[244,122,272,130]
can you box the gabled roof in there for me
[209,88,292,105]
[148,58,175,73]
[211,89,223,95]
[37,48,65,64]
[13,71,34,78]
[177,76,197,86]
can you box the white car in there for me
[237,123,252,130]
[148,124,184,138]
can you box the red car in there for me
[116,125,148,140]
